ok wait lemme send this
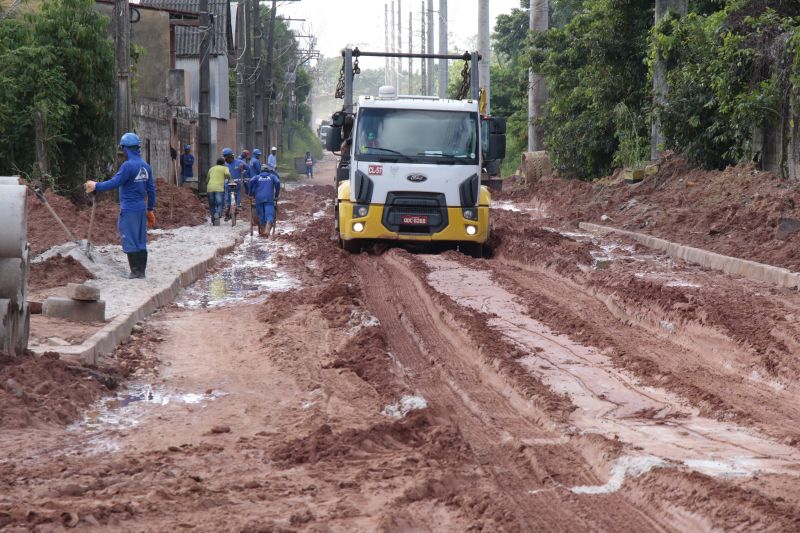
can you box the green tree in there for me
[654,3,800,172]
[0,0,113,191]
[529,0,653,180]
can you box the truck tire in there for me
[342,239,361,254]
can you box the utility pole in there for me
[253,0,264,152]
[437,0,447,98]
[529,0,547,152]
[113,0,131,143]
[244,0,254,150]
[651,0,687,159]
[235,2,245,151]
[478,0,490,113]
[198,0,211,193]
[426,0,434,95]
[264,0,278,148]
[397,0,402,90]
[408,11,413,94]
[385,4,390,86]
[390,1,396,87]
[420,1,426,92]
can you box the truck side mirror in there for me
[487,134,506,160]
[331,112,345,127]
[326,126,343,152]
[489,117,506,135]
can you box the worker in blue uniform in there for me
[84,133,156,279]
[250,148,263,177]
[248,167,281,237]
[222,147,248,220]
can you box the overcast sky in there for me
[276,0,522,69]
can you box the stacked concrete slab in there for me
[43,283,106,323]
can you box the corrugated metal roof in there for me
[140,0,230,56]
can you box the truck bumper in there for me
[339,201,489,244]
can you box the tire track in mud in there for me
[356,250,679,532]
[414,251,800,530]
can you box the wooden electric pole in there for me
[408,11,413,94]
[114,0,131,143]
[244,0,254,150]
[529,0,548,152]
[437,0,447,98]
[478,0,490,112]
[253,0,264,152]
[264,0,277,148]
[651,0,687,159]
[426,0,434,95]
[198,0,211,193]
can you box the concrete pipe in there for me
[0,258,24,307]
[0,176,22,185]
[15,304,29,355]
[0,298,12,355]
[0,185,27,259]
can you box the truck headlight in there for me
[462,208,477,220]
[353,205,369,218]
[466,225,477,235]
[353,222,365,232]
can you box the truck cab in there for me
[334,86,502,255]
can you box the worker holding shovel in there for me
[84,133,156,279]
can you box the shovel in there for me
[79,191,97,262]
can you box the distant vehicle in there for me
[319,124,332,148]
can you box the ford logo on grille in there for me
[407,174,427,183]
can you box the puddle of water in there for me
[569,455,668,494]
[74,383,226,431]
[423,256,800,482]
[177,235,298,309]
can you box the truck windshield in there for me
[355,108,478,165]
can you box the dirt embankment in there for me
[27,181,208,256]
[503,154,800,271]
[29,255,95,291]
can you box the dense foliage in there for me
[654,2,800,173]
[529,0,653,179]
[502,0,800,180]
[0,0,114,191]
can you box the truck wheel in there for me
[460,243,484,258]
[342,239,361,254]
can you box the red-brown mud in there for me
[503,153,800,270]
[4,183,800,531]
[29,255,95,291]
[27,182,208,255]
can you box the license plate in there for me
[401,215,428,225]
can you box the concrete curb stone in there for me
[579,222,800,290]
[30,236,244,365]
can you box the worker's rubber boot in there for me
[126,253,137,279]
[140,250,148,278]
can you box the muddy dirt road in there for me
[3,182,800,531]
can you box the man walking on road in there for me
[206,157,231,226]
[179,144,194,186]
[84,133,156,279]
[268,146,278,172]
[222,148,247,221]
[249,166,281,237]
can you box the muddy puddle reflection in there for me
[177,234,298,309]
[73,383,226,432]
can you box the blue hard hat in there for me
[184,144,191,150]
[222,147,234,157]
[253,149,262,156]
[119,132,141,148]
